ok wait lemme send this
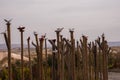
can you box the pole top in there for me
[39,34,46,41]
[69,28,74,33]
[27,37,30,41]
[4,19,12,25]
[82,35,88,41]
[17,26,25,32]
[55,27,64,33]
[33,31,38,36]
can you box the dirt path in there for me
[108,72,120,80]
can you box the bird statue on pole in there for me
[69,28,74,32]
[4,19,12,24]
[55,27,64,32]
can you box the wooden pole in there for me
[4,19,12,80]
[92,42,97,80]
[34,32,40,80]
[102,35,108,80]
[44,37,48,80]
[60,35,64,80]
[63,38,72,80]
[76,41,81,80]
[88,43,91,80]
[48,39,57,80]
[27,37,32,80]
[96,37,103,80]
[96,34,110,80]
[45,38,48,62]
[39,37,44,80]
[80,36,88,80]
[55,28,63,80]
[18,26,25,80]
[69,29,75,80]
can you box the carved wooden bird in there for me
[4,19,12,23]
[17,26,25,30]
[56,27,64,32]
[69,28,74,32]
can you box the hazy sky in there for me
[0,0,120,44]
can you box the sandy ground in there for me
[0,52,28,61]
[108,72,120,80]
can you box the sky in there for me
[0,0,120,44]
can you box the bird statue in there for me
[33,31,37,35]
[69,28,74,32]
[18,26,25,29]
[4,19,12,23]
[17,26,25,32]
[55,27,64,32]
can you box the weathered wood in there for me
[55,28,63,80]
[39,37,44,80]
[44,37,48,80]
[18,26,25,80]
[48,39,57,80]
[96,34,110,80]
[60,35,64,80]
[27,37,32,80]
[34,32,40,80]
[69,30,76,80]
[4,19,12,80]
[80,36,89,80]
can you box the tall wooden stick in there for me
[76,41,79,80]
[96,34,110,80]
[96,37,103,80]
[55,28,63,80]
[4,19,12,80]
[80,36,89,80]
[45,37,48,62]
[60,35,64,80]
[101,34,108,80]
[39,37,44,80]
[44,37,48,80]
[18,26,25,80]
[92,42,98,80]
[63,38,72,80]
[27,37,32,80]
[34,32,40,80]
[49,39,57,80]
[69,29,75,80]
